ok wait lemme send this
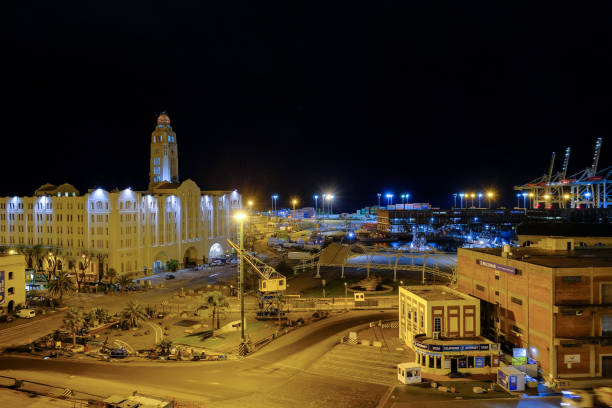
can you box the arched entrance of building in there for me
[7,300,14,313]
[209,243,224,260]
[152,251,169,273]
[183,247,199,268]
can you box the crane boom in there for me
[547,152,556,183]
[227,239,278,280]
[591,137,603,175]
[560,147,571,180]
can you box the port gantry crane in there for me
[515,137,611,208]
[227,239,287,319]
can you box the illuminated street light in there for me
[314,195,319,214]
[327,194,334,215]
[271,194,279,213]
[470,193,476,208]
[459,193,465,209]
[401,194,405,205]
[486,192,494,209]
[377,193,381,208]
[385,193,394,206]
[522,192,528,208]
[478,193,483,208]
[292,199,298,217]
[453,193,458,208]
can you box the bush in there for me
[166,259,179,272]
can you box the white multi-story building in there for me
[0,112,241,279]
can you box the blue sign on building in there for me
[475,356,484,368]
[0,271,4,304]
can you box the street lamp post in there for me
[459,193,465,209]
[377,193,381,208]
[322,194,326,215]
[478,193,483,208]
[516,193,521,208]
[344,282,348,312]
[292,199,297,218]
[234,212,247,341]
[453,193,457,208]
[314,195,318,215]
[401,194,405,205]
[272,195,278,213]
[329,195,334,215]
[522,193,528,208]
[487,192,494,209]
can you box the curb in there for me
[376,385,396,408]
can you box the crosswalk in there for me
[308,343,410,386]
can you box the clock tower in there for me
[149,112,179,189]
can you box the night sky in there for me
[5,2,612,211]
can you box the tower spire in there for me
[149,111,179,190]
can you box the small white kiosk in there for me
[497,366,526,392]
[397,362,422,384]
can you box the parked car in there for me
[165,274,175,280]
[17,309,36,319]
[110,348,128,359]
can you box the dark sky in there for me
[5,1,612,211]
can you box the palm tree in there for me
[202,291,229,330]
[106,267,117,287]
[122,301,148,328]
[274,292,286,327]
[93,307,108,325]
[63,308,84,346]
[116,274,132,294]
[47,270,75,305]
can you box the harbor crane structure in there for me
[227,239,287,319]
[514,137,612,208]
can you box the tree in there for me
[202,291,229,330]
[116,274,132,294]
[42,248,62,284]
[274,292,286,327]
[63,307,84,346]
[106,268,117,285]
[93,307,109,325]
[77,252,91,291]
[122,301,148,328]
[166,259,179,272]
[47,270,75,305]
[94,252,109,284]
[156,339,173,356]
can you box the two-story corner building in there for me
[399,285,500,375]
[0,253,26,314]
[458,232,612,385]
[0,112,241,281]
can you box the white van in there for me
[17,309,36,319]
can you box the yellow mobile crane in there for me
[227,239,287,320]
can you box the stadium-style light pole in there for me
[234,212,247,341]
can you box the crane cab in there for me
[259,274,286,292]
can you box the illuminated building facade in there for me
[458,235,612,384]
[0,113,241,279]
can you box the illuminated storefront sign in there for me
[414,341,497,352]
[477,259,516,274]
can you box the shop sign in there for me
[477,259,516,275]
[475,356,484,368]
[564,354,580,364]
[414,340,496,352]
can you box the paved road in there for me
[0,311,396,408]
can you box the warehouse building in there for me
[458,229,612,385]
